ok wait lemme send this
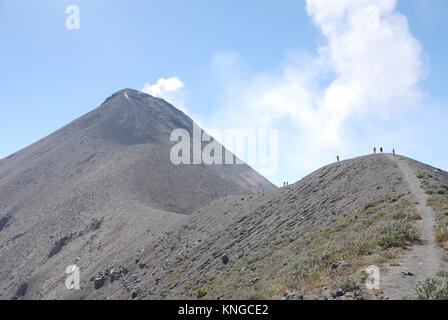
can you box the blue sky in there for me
[1,0,447,186]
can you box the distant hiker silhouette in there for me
[393,148,395,156]
[337,156,340,163]
[380,147,383,153]
[373,147,376,154]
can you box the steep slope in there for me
[382,155,448,299]
[0,89,275,300]
[80,154,448,300]
[65,154,403,299]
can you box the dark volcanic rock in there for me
[12,282,28,300]
[94,276,106,290]
[283,291,304,300]
[330,260,351,274]
[48,235,73,259]
[0,215,11,232]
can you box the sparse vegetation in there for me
[377,221,419,249]
[332,274,363,292]
[196,287,207,299]
[169,191,421,300]
[407,211,422,220]
[418,172,448,249]
[281,195,419,297]
[409,278,448,300]
[435,229,448,248]
[395,177,403,185]
[436,270,448,277]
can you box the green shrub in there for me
[377,232,406,249]
[356,242,373,256]
[408,212,422,220]
[288,255,316,282]
[411,278,448,300]
[377,223,418,249]
[363,202,376,211]
[196,287,207,299]
[160,290,168,297]
[333,275,360,292]
[435,229,448,247]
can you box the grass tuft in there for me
[196,287,207,299]
[409,278,448,300]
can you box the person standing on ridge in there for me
[393,148,395,156]
[380,146,383,153]
[337,155,340,163]
[373,146,376,154]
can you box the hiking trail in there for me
[381,154,444,299]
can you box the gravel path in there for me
[382,154,443,299]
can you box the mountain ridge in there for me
[0,88,275,299]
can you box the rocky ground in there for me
[61,153,448,300]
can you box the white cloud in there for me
[142,77,184,98]
[142,77,189,114]
[205,0,425,177]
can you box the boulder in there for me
[283,291,304,300]
[330,260,351,273]
[222,254,229,265]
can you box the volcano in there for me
[0,89,275,299]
